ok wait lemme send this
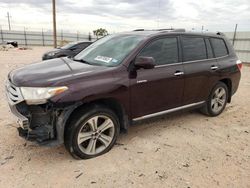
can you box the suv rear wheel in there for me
[201,82,228,117]
[65,105,120,159]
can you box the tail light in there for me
[236,60,242,71]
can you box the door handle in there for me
[174,71,184,76]
[211,65,219,70]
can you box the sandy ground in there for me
[0,47,249,188]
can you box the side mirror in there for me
[134,56,156,69]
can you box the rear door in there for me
[181,35,219,105]
[130,36,185,119]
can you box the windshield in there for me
[74,34,145,66]
[60,42,78,49]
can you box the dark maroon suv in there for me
[5,29,241,159]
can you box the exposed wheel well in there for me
[65,98,128,134]
[219,78,232,102]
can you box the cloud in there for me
[0,0,250,32]
[58,0,176,21]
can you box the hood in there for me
[44,48,61,54]
[10,57,110,87]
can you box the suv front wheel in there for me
[201,82,228,117]
[65,105,120,159]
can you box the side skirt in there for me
[132,101,205,121]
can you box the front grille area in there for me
[5,80,24,105]
[5,79,58,143]
[5,79,28,129]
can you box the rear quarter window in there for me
[210,38,228,57]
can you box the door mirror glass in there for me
[134,56,156,69]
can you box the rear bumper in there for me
[231,71,241,96]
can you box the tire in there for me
[64,105,120,159]
[200,82,228,117]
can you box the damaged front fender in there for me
[16,101,82,147]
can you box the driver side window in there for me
[139,37,179,65]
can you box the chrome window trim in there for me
[133,101,205,121]
[154,54,229,68]
[155,62,183,68]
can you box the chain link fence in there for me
[0,28,97,47]
[224,32,250,63]
[1,28,249,63]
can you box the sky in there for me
[0,0,250,34]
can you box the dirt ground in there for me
[0,47,249,188]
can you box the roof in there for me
[119,29,225,38]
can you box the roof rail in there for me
[133,29,145,31]
[133,28,186,32]
[157,28,186,32]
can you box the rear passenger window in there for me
[210,38,228,57]
[205,39,213,58]
[182,37,207,61]
[139,37,178,65]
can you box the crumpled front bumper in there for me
[5,80,59,145]
[5,79,29,130]
[9,104,30,130]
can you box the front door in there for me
[130,36,185,119]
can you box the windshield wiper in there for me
[72,57,103,66]
[72,58,91,65]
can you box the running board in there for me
[133,101,205,121]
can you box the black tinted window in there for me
[78,43,91,49]
[210,38,228,57]
[182,37,206,61]
[139,37,178,65]
[205,38,213,58]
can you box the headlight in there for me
[20,86,68,105]
[48,52,56,56]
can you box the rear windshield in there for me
[74,34,145,66]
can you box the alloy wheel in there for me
[211,87,227,113]
[77,115,115,155]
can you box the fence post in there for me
[61,29,63,42]
[232,24,238,46]
[0,26,4,43]
[24,27,27,46]
[77,31,79,41]
[42,28,45,46]
[88,32,92,41]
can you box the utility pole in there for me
[0,26,4,43]
[52,0,57,48]
[6,12,11,31]
[232,24,238,46]
[156,0,161,28]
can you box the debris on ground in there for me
[75,172,83,179]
